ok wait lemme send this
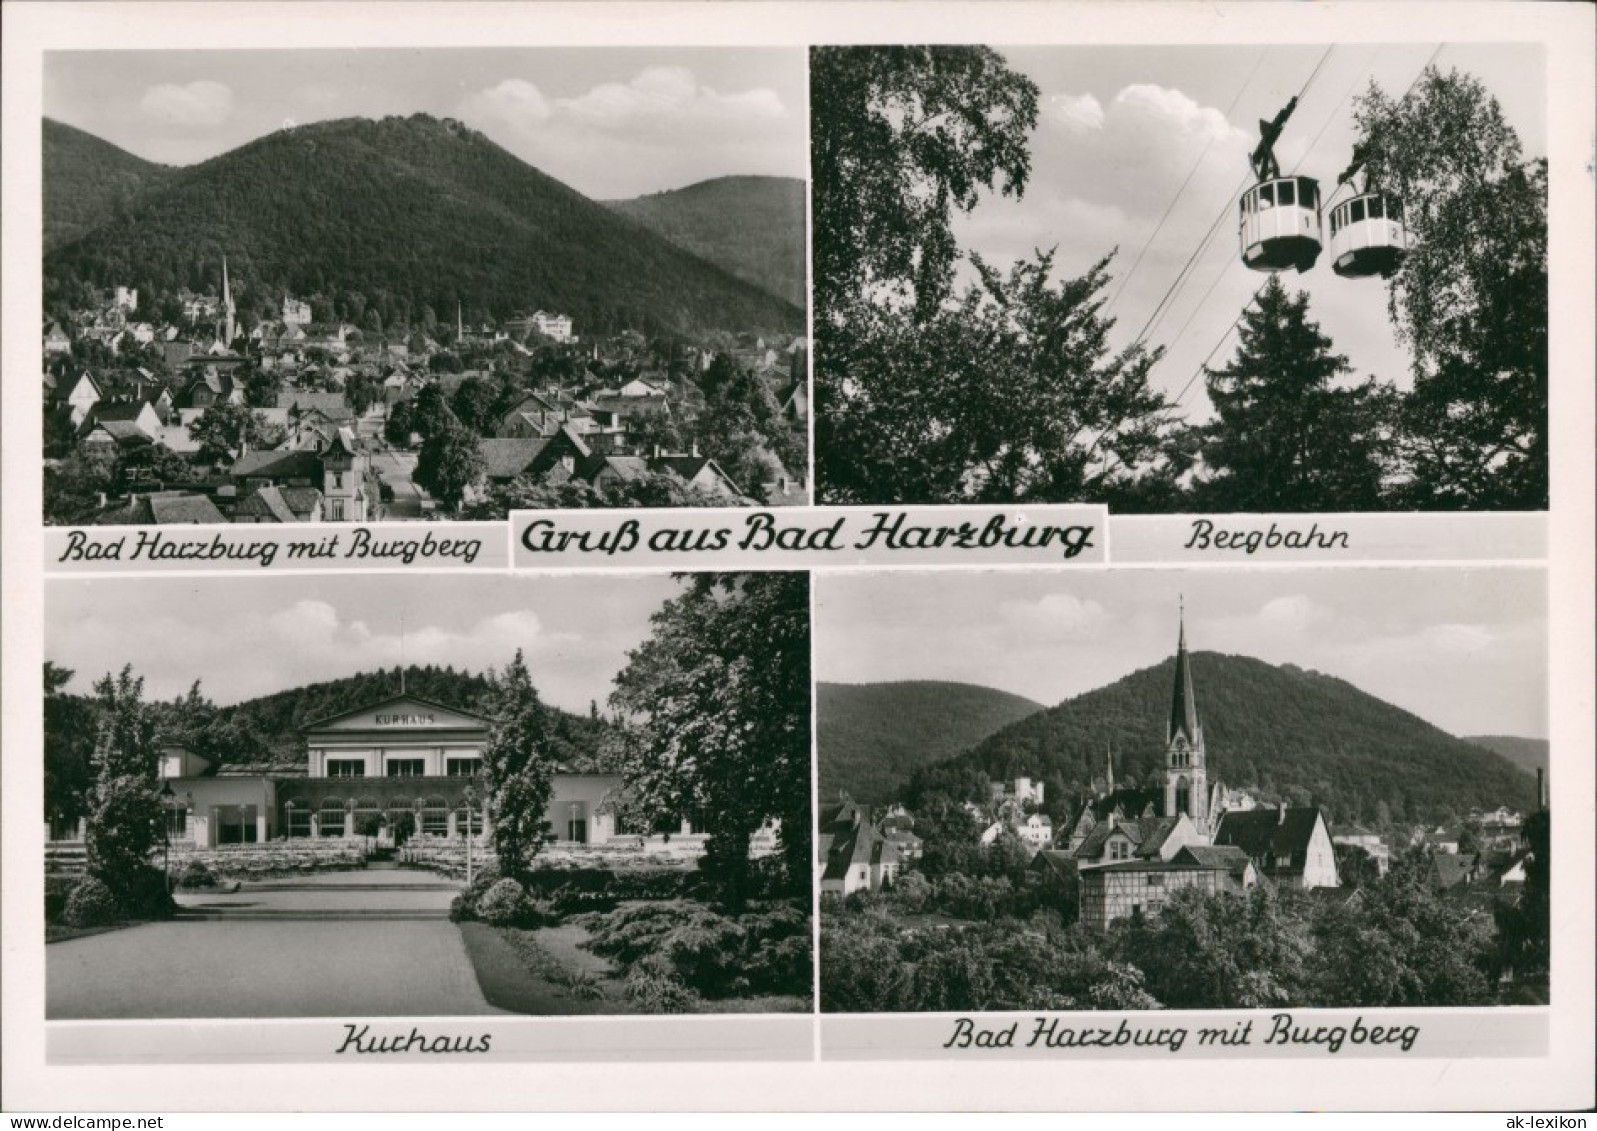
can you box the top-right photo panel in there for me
[811,44,1548,513]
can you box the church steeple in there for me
[218,255,237,347]
[1168,599,1201,748]
[1163,599,1207,822]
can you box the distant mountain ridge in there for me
[818,680,1044,806]
[906,653,1535,825]
[43,114,803,335]
[43,118,174,252]
[604,176,808,309]
[1463,735,1547,777]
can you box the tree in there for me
[84,667,172,917]
[189,401,271,463]
[811,46,1039,319]
[44,443,118,523]
[1308,852,1494,1006]
[1192,276,1397,511]
[479,651,557,881]
[820,251,1179,503]
[45,664,97,827]
[450,376,499,436]
[610,573,811,906]
[1352,67,1547,509]
[413,419,484,512]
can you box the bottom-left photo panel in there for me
[43,570,815,1024]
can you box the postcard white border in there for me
[4,0,1593,1113]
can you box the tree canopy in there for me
[1194,276,1397,511]
[1349,66,1546,508]
[610,573,811,905]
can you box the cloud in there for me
[556,66,784,125]
[1114,83,1245,146]
[454,65,798,197]
[457,78,553,129]
[998,592,1111,637]
[1046,92,1105,131]
[1257,595,1327,629]
[50,601,582,709]
[140,81,234,127]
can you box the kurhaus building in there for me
[159,694,624,849]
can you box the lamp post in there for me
[159,780,176,894]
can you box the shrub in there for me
[582,898,812,999]
[477,878,539,927]
[623,967,700,1014]
[177,860,218,890]
[115,864,177,920]
[448,892,477,923]
[46,875,82,924]
[64,875,120,927]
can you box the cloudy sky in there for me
[45,572,684,714]
[948,43,1546,420]
[44,48,807,199]
[815,567,1547,740]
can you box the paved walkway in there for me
[48,870,504,1019]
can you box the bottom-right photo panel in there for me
[814,567,1549,1014]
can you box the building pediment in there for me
[302,694,491,736]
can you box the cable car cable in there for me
[1170,45,1444,409]
[1107,48,1268,313]
[1131,45,1334,348]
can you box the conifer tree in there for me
[480,650,556,880]
[1194,277,1396,512]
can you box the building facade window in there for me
[319,800,347,837]
[386,759,426,777]
[285,804,312,838]
[446,758,483,777]
[326,759,365,777]
[166,808,188,840]
[421,797,450,837]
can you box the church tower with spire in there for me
[1163,601,1208,824]
[217,255,237,347]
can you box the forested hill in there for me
[43,118,174,252]
[43,114,803,335]
[818,681,1043,807]
[604,176,808,309]
[907,653,1535,825]
[213,664,610,769]
[1463,735,1548,777]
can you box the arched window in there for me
[353,797,381,837]
[319,798,347,838]
[421,796,450,837]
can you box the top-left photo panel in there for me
[41,48,811,526]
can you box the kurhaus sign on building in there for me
[159,694,624,848]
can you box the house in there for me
[156,693,624,847]
[1331,824,1391,875]
[44,321,73,355]
[61,371,103,428]
[1077,845,1258,931]
[1072,813,1207,868]
[1027,849,1081,906]
[477,427,594,487]
[1429,852,1483,891]
[85,400,163,442]
[234,485,324,523]
[1213,806,1340,889]
[93,492,228,526]
[282,297,313,325]
[530,310,574,342]
[991,776,1046,809]
[1017,813,1054,854]
[647,452,744,500]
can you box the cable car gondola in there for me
[1238,96,1323,274]
[1327,153,1410,279]
[1239,176,1324,273]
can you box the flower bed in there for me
[167,840,368,877]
